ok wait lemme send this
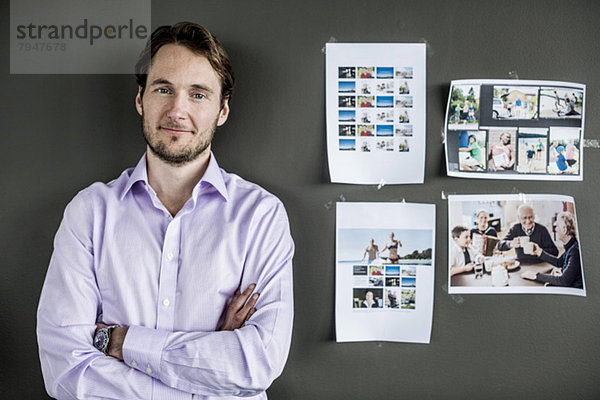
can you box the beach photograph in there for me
[376,96,394,108]
[376,125,393,137]
[339,138,356,151]
[377,67,394,79]
[338,80,355,93]
[339,110,356,122]
[395,66,413,79]
[516,130,548,174]
[539,87,583,119]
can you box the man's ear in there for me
[135,86,143,116]
[217,98,230,127]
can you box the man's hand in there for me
[94,323,128,361]
[219,284,259,331]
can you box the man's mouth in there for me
[160,125,193,135]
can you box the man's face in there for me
[519,207,535,231]
[136,44,229,165]
[365,291,373,301]
[455,230,470,250]
[501,133,510,145]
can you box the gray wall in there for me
[1,0,599,398]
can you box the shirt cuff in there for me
[123,325,169,381]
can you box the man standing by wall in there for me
[37,22,294,399]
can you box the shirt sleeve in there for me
[537,246,580,287]
[538,226,559,256]
[496,225,516,251]
[37,191,193,400]
[122,199,295,398]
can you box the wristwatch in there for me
[93,325,120,354]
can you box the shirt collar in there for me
[119,152,229,202]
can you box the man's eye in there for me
[193,93,205,100]
[157,88,170,94]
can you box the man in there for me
[488,131,514,171]
[362,238,379,264]
[449,226,479,276]
[497,204,558,263]
[37,22,294,399]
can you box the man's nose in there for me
[166,93,188,120]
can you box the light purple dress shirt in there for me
[37,153,294,399]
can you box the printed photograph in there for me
[539,87,583,119]
[458,130,486,172]
[377,67,394,79]
[395,67,413,79]
[374,139,394,152]
[398,138,410,152]
[385,277,400,287]
[376,125,394,137]
[376,110,394,123]
[398,109,410,123]
[395,96,413,108]
[338,81,355,93]
[339,138,356,151]
[358,67,375,79]
[386,265,401,276]
[359,81,374,95]
[357,125,374,137]
[339,67,356,79]
[395,125,413,136]
[358,110,374,124]
[487,128,517,172]
[338,228,433,266]
[339,110,356,122]
[353,288,383,309]
[491,86,538,120]
[338,96,356,108]
[376,96,394,108]
[369,276,384,287]
[516,129,548,174]
[385,288,401,309]
[548,127,581,175]
[402,277,416,287]
[448,84,480,129]
[359,139,372,152]
[397,80,410,94]
[400,289,416,309]
[448,195,584,295]
[402,266,417,277]
[370,265,384,275]
[358,96,375,108]
[339,124,356,137]
[376,81,394,94]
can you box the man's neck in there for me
[146,147,211,216]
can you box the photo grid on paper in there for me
[445,81,584,179]
[338,227,432,311]
[337,66,414,154]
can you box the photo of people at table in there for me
[448,195,585,295]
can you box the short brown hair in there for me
[135,22,234,106]
[451,225,468,239]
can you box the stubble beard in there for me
[141,112,217,166]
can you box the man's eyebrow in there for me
[148,78,172,87]
[190,84,214,93]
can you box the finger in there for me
[244,308,257,324]
[228,283,256,312]
[240,292,260,319]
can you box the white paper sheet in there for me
[448,194,586,296]
[335,202,435,343]
[326,43,426,184]
[444,79,585,180]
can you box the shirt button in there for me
[163,298,170,307]
[167,252,174,261]
[146,366,152,374]
[131,360,138,367]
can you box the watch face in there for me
[94,329,108,350]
